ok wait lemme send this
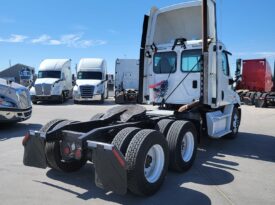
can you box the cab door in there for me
[217,47,236,106]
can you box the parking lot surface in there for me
[0,100,274,205]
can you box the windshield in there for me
[38,71,61,79]
[77,71,102,80]
[153,52,177,74]
[20,76,31,80]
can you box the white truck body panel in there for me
[115,59,139,91]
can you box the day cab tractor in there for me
[236,59,275,107]
[22,0,241,196]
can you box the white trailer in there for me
[73,58,108,103]
[23,0,242,197]
[30,59,72,104]
[115,59,139,103]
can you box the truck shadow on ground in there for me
[0,123,42,141]
[35,98,116,107]
[37,132,275,204]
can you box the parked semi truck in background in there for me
[30,59,73,104]
[73,58,108,103]
[19,67,35,88]
[0,78,32,122]
[23,0,242,196]
[236,59,275,107]
[115,59,139,104]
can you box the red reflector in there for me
[112,148,125,168]
[22,133,30,146]
[63,147,70,155]
[75,149,82,159]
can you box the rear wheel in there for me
[125,129,169,196]
[40,119,66,133]
[255,93,267,108]
[100,94,105,103]
[166,120,197,172]
[59,93,65,104]
[155,119,174,137]
[111,127,140,155]
[45,120,87,172]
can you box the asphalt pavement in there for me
[0,99,274,205]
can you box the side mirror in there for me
[229,78,234,85]
[235,59,242,81]
[72,74,76,86]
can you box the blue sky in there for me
[0,0,275,75]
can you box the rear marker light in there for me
[22,133,30,146]
[75,149,82,159]
[63,146,70,156]
[112,148,125,168]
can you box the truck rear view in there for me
[236,59,275,107]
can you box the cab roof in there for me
[39,59,71,71]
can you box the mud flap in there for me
[23,131,47,169]
[88,141,127,195]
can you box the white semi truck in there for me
[115,59,139,103]
[30,59,73,104]
[23,0,241,197]
[0,78,32,122]
[73,58,108,103]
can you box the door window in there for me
[221,52,230,76]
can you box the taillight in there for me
[22,133,30,146]
[75,149,82,160]
[112,147,125,168]
[63,146,71,156]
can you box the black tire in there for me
[155,119,174,137]
[111,127,140,155]
[40,119,67,168]
[255,93,267,108]
[105,90,109,99]
[90,113,104,121]
[250,92,256,105]
[225,107,241,139]
[40,119,66,133]
[74,100,79,104]
[166,120,197,172]
[126,129,169,196]
[59,93,65,104]
[100,94,104,103]
[32,101,38,104]
[45,120,87,172]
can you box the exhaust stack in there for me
[201,0,209,105]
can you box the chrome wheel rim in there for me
[181,132,194,162]
[144,144,165,183]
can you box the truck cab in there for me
[0,78,32,122]
[30,59,72,104]
[141,1,240,109]
[73,58,108,103]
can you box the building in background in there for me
[0,64,35,87]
